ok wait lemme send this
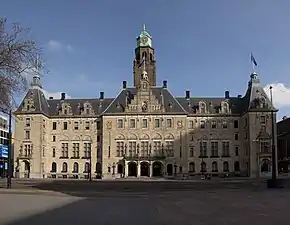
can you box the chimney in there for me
[237,95,242,98]
[100,91,104,99]
[123,81,127,89]
[225,91,230,98]
[49,97,53,100]
[61,92,65,100]
[186,90,190,99]
[163,80,167,88]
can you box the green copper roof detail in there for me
[136,24,152,47]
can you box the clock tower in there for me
[133,24,156,87]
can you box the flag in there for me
[138,56,145,68]
[251,53,258,66]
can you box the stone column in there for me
[137,162,140,177]
[149,162,153,177]
[125,161,128,177]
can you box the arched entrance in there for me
[24,160,30,178]
[261,159,270,172]
[128,162,137,177]
[167,164,173,175]
[152,161,163,177]
[140,162,150,177]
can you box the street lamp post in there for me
[112,162,116,176]
[267,86,282,188]
[174,162,177,176]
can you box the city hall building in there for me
[13,26,277,179]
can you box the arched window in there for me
[223,161,229,172]
[199,102,206,114]
[84,162,90,173]
[51,162,57,173]
[212,161,218,172]
[189,162,195,173]
[73,162,79,173]
[201,162,207,172]
[234,161,240,172]
[62,162,68,172]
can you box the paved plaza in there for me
[0,179,289,225]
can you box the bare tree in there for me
[0,17,45,111]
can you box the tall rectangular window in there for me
[52,122,57,130]
[61,143,68,158]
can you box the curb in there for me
[0,188,55,194]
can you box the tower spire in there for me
[31,54,42,89]
[143,24,146,31]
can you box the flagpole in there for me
[251,53,255,74]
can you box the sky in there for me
[2,0,290,120]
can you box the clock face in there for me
[141,37,148,44]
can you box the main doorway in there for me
[140,162,150,177]
[128,162,137,177]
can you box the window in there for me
[222,120,227,128]
[129,119,136,128]
[128,142,137,156]
[200,103,206,113]
[154,118,161,128]
[72,143,80,158]
[260,116,266,125]
[24,144,31,156]
[244,118,248,127]
[233,161,239,172]
[235,146,239,156]
[25,130,30,139]
[52,148,56,157]
[189,162,195,173]
[212,161,218,172]
[223,161,229,172]
[234,133,239,140]
[245,131,248,140]
[153,141,162,156]
[201,162,207,172]
[200,120,205,129]
[211,141,218,157]
[116,141,124,157]
[85,121,90,130]
[25,118,30,127]
[222,141,230,156]
[108,167,111,173]
[140,141,149,156]
[96,121,101,130]
[63,122,68,130]
[189,147,194,157]
[52,135,56,142]
[84,143,91,158]
[74,122,79,130]
[61,143,68,158]
[165,141,174,157]
[62,162,68,172]
[97,135,101,142]
[234,120,239,128]
[199,142,207,157]
[52,122,57,130]
[260,140,270,153]
[42,146,45,157]
[188,120,194,129]
[117,119,124,128]
[211,120,217,129]
[166,119,172,128]
[142,119,148,128]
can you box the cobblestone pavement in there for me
[0,179,289,225]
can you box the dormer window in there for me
[221,102,229,114]
[84,102,92,115]
[199,102,206,114]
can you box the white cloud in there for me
[43,90,72,100]
[46,40,74,53]
[264,83,290,108]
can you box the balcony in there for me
[123,153,166,161]
[18,152,32,159]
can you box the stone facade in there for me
[13,26,278,179]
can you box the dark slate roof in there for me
[277,117,290,136]
[47,98,113,116]
[176,97,244,115]
[15,88,50,115]
[103,87,187,114]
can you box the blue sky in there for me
[2,0,290,119]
